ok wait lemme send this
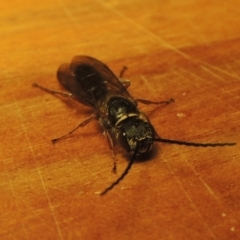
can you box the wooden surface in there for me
[1,0,240,239]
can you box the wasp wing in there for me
[57,60,100,108]
[57,56,133,110]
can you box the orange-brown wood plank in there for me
[0,0,240,239]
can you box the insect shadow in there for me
[33,56,236,196]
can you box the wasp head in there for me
[118,119,155,154]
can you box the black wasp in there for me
[33,56,236,195]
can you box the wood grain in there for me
[1,0,240,239]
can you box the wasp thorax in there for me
[118,119,155,154]
[108,96,139,126]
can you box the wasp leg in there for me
[51,113,97,144]
[32,83,73,98]
[119,79,130,89]
[119,66,131,89]
[105,131,117,173]
[119,66,128,78]
[136,98,174,105]
[100,119,118,173]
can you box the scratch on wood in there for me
[203,62,240,80]
[162,156,217,239]
[183,159,221,203]
[224,62,240,79]
[200,65,227,82]
[199,66,239,111]
[13,99,64,240]
[6,170,29,238]
[173,68,201,89]
[95,0,191,60]
[186,19,209,44]
[140,75,158,94]
[178,67,239,111]
[57,0,79,27]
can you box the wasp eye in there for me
[118,131,131,152]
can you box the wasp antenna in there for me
[154,138,236,147]
[100,145,139,196]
